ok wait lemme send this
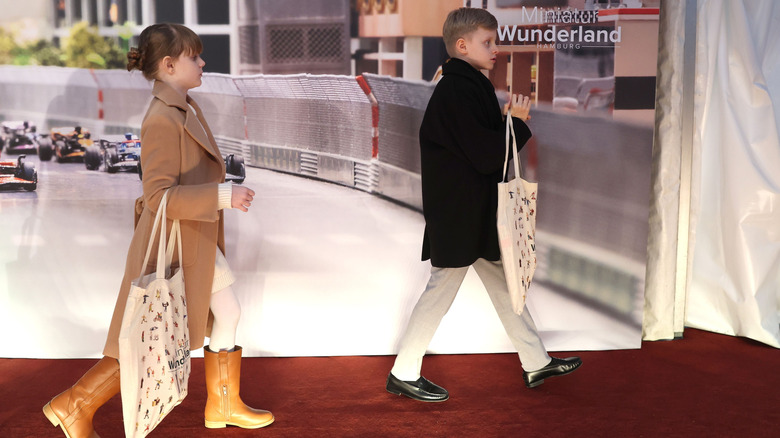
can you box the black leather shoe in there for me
[523,356,582,388]
[386,373,449,402]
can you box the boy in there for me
[386,7,582,402]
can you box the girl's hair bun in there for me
[126,47,143,72]
[130,24,203,80]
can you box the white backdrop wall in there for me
[7,0,779,355]
[0,68,650,358]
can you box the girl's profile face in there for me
[164,51,206,95]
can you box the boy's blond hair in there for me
[442,7,498,57]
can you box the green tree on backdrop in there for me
[0,29,14,64]
[0,22,126,69]
[0,27,63,66]
[62,21,125,69]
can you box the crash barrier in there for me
[531,108,651,322]
[361,74,433,209]
[0,65,651,322]
[0,66,100,130]
[233,74,375,190]
[91,69,153,135]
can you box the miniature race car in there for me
[137,153,245,184]
[0,120,53,161]
[50,126,93,162]
[224,154,246,184]
[85,133,141,173]
[0,155,37,191]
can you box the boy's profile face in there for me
[455,26,499,71]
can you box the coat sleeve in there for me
[141,112,219,222]
[509,116,533,153]
[438,83,532,175]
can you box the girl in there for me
[43,24,274,437]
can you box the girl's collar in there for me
[152,80,189,111]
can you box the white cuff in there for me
[218,183,232,210]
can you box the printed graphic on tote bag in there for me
[513,189,537,298]
[133,286,189,435]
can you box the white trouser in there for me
[391,258,550,381]
[208,250,240,351]
[209,286,241,351]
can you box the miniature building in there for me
[357,0,460,80]
[236,0,351,75]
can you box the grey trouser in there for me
[391,258,550,380]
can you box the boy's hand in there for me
[508,94,532,121]
[231,185,255,212]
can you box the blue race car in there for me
[85,133,141,173]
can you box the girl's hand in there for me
[231,185,255,212]
[509,94,532,121]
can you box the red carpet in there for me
[1,329,778,437]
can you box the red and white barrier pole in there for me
[356,75,379,159]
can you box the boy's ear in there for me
[454,37,468,56]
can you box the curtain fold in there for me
[642,0,689,341]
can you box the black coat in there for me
[419,57,532,268]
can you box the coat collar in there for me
[442,57,498,98]
[442,57,487,82]
[442,57,501,118]
[151,80,222,164]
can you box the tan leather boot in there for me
[204,346,274,429]
[43,357,121,438]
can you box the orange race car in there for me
[49,126,94,162]
[0,155,37,191]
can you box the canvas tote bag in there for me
[497,116,538,315]
[118,190,191,438]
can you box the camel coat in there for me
[103,80,226,359]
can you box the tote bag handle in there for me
[138,190,183,282]
[502,116,525,183]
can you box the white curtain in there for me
[687,0,780,347]
[644,0,780,347]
